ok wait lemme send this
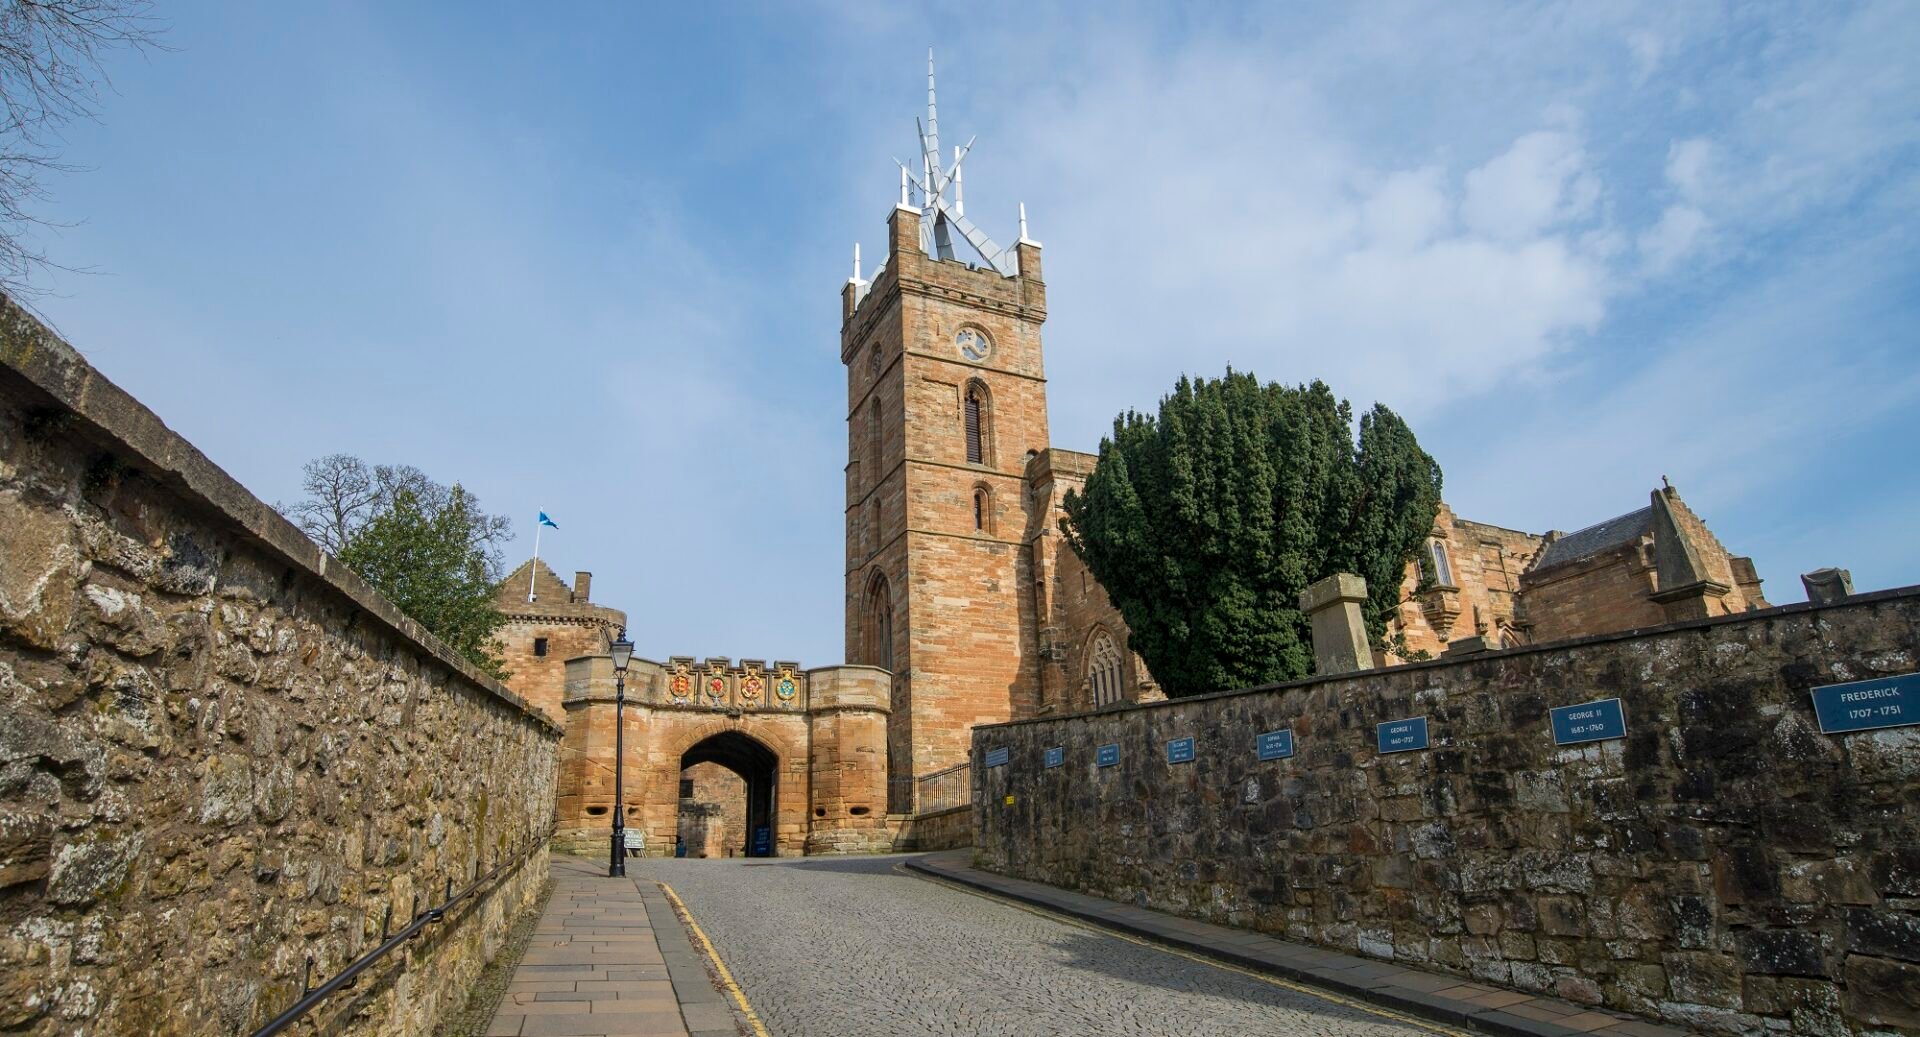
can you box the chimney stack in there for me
[573,571,592,603]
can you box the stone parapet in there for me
[0,297,559,1036]
[973,585,1920,1036]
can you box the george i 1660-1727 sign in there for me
[1811,673,1920,735]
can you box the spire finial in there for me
[898,165,911,209]
[852,242,862,283]
[953,146,964,217]
[1018,202,1030,242]
[926,48,939,160]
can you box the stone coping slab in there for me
[485,857,747,1037]
[904,850,1699,1037]
[0,295,560,735]
[973,582,1920,733]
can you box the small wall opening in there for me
[586,805,608,816]
[849,806,870,816]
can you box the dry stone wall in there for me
[0,299,561,1037]
[974,588,1920,1035]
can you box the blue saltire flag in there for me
[538,512,559,529]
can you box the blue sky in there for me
[25,2,1920,665]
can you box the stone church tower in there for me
[841,57,1052,808]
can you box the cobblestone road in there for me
[639,855,1441,1037]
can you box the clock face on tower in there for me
[956,327,992,363]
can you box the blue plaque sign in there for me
[750,826,770,856]
[984,746,1009,768]
[1550,698,1627,745]
[1096,743,1121,767]
[1167,737,1196,764]
[1257,729,1295,761]
[1812,673,1920,734]
[1044,746,1065,769]
[1376,716,1430,754]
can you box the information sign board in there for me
[1044,746,1065,769]
[1550,698,1627,745]
[1166,737,1196,764]
[1812,673,1920,734]
[1376,716,1430,754]
[984,746,1009,768]
[1096,743,1121,767]
[1257,730,1295,761]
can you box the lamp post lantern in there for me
[607,629,634,877]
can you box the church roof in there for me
[1533,506,1652,572]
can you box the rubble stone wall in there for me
[0,299,561,1037]
[974,587,1920,1035]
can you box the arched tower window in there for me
[868,398,883,486]
[865,571,893,671]
[1422,538,1454,587]
[1086,629,1123,708]
[972,484,991,533]
[964,381,990,465]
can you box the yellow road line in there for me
[898,863,1470,1037]
[658,881,774,1037]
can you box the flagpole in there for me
[529,521,541,603]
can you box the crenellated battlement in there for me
[563,654,890,715]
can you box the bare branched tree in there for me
[0,0,166,295]
[280,453,513,565]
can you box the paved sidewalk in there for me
[906,851,1695,1037]
[485,857,742,1037]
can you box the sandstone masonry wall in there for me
[974,588,1920,1035]
[0,299,560,1036]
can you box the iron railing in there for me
[246,831,549,1037]
[915,762,972,815]
[887,775,917,816]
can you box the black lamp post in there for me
[607,628,634,877]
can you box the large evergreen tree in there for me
[1061,372,1441,697]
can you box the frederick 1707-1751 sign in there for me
[1811,673,1920,734]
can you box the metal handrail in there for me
[915,762,973,816]
[247,831,550,1037]
[916,760,971,782]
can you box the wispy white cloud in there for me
[23,0,1920,669]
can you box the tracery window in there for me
[1087,630,1123,708]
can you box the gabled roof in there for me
[1532,507,1652,572]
